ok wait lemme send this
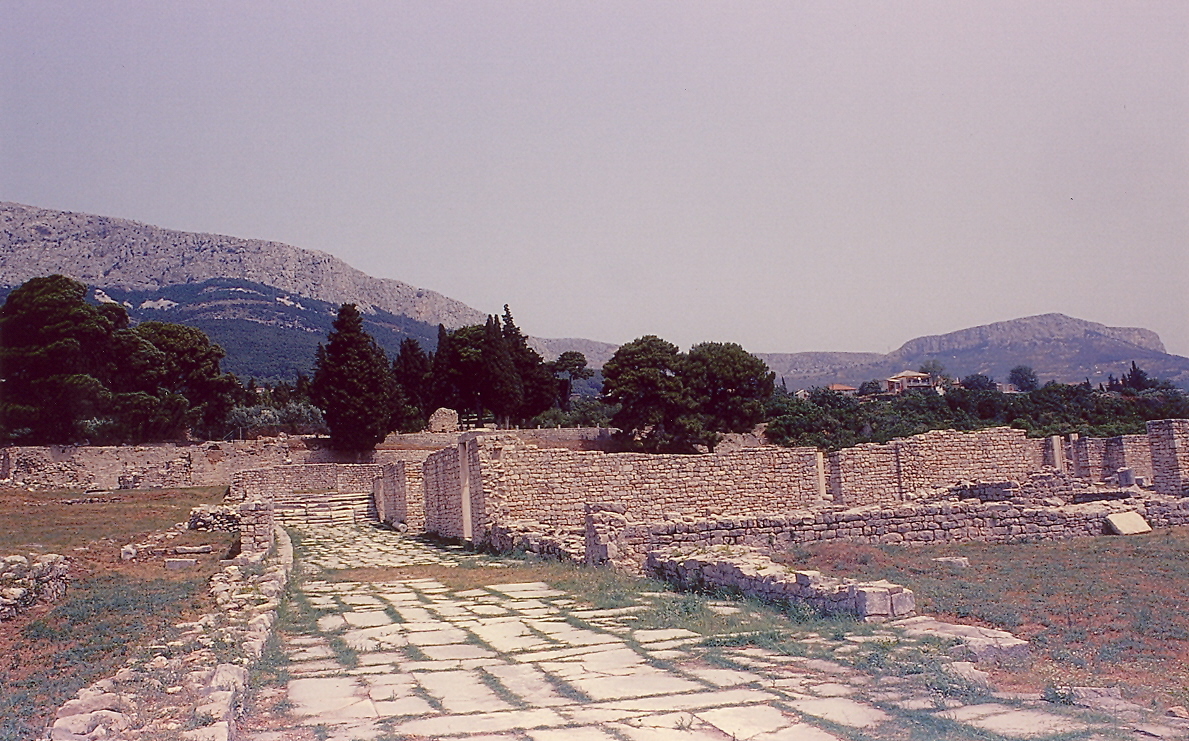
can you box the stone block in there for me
[890,589,916,617]
[1105,511,1151,535]
[852,586,891,618]
[165,558,198,570]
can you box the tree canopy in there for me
[311,304,397,451]
[1008,365,1040,392]
[765,365,1189,450]
[602,336,774,452]
[0,275,239,444]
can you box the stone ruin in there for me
[427,407,460,433]
[189,418,1189,610]
[6,417,1189,620]
[0,553,70,621]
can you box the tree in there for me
[501,306,557,423]
[602,335,700,452]
[918,359,947,379]
[684,342,775,436]
[0,275,118,442]
[549,351,594,411]
[0,275,240,444]
[1122,361,1158,391]
[1008,365,1040,392]
[392,338,433,431]
[311,304,396,451]
[482,315,523,426]
[857,379,884,396]
[133,321,239,439]
[961,373,998,391]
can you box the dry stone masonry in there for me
[0,553,69,621]
[646,545,917,621]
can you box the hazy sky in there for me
[3,2,1187,356]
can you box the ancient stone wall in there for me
[0,553,69,621]
[0,440,293,491]
[828,443,899,505]
[237,499,275,555]
[896,427,1031,491]
[827,427,1032,505]
[1072,437,1108,482]
[456,434,827,545]
[229,464,398,529]
[646,547,916,622]
[1104,434,1154,484]
[590,496,1189,574]
[424,446,464,539]
[1027,437,1050,471]
[1149,419,1189,497]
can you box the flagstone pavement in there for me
[241,525,1184,741]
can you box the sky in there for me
[2,2,1187,356]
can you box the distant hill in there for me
[0,201,614,376]
[758,314,1189,391]
[2,202,1186,389]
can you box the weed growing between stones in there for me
[477,667,529,709]
[326,634,359,667]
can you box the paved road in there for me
[242,525,1182,741]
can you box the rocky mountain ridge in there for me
[2,201,1185,388]
[0,201,486,328]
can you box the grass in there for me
[0,573,208,740]
[0,485,235,740]
[776,527,1189,705]
[0,485,228,552]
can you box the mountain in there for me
[757,314,1189,390]
[2,201,1186,389]
[0,201,619,378]
[0,201,485,327]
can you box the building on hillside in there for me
[827,383,859,396]
[884,370,937,394]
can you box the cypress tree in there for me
[482,316,523,427]
[500,305,557,423]
[311,304,395,451]
[392,338,433,431]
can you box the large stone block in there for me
[1105,511,1151,535]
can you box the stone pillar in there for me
[1048,436,1067,472]
[1148,419,1189,497]
[459,441,473,542]
[814,450,829,501]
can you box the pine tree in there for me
[311,304,396,451]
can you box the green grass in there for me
[0,573,206,741]
[778,528,1189,703]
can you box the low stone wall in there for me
[0,441,295,491]
[424,446,464,539]
[423,433,828,544]
[828,428,1033,505]
[587,494,1189,574]
[228,464,400,529]
[646,546,916,621]
[1105,434,1153,483]
[0,553,69,621]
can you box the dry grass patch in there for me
[777,527,1189,707]
[0,485,236,740]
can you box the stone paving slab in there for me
[242,524,1165,741]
